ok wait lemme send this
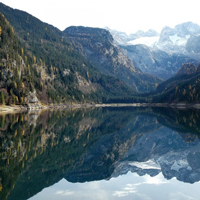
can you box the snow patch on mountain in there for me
[107,21,200,56]
[127,36,159,47]
[169,34,190,46]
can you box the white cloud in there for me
[112,183,137,197]
[54,190,74,196]
[63,190,75,196]
[54,190,64,195]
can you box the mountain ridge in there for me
[64,26,162,93]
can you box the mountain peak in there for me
[144,29,159,37]
[175,21,200,35]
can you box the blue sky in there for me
[1,0,200,34]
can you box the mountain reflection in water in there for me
[0,107,200,200]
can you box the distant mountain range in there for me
[107,22,200,55]
[106,22,200,80]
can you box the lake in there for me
[1,107,200,200]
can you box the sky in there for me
[1,0,200,34]
[29,173,200,200]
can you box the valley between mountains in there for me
[0,2,200,110]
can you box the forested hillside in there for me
[0,13,38,105]
[0,3,135,105]
[152,64,200,103]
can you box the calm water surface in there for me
[1,107,200,200]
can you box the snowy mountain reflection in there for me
[0,107,200,200]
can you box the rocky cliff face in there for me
[120,44,198,80]
[64,26,162,92]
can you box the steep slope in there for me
[0,3,135,104]
[64,26,162,93]
[0,12,41,105]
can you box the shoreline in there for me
[95,103,200,109]
[0,102,200,114]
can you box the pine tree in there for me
[1,91,5,105]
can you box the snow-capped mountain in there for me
[127,36,159,47]
[107,22,200,79]
[156,22,200,54]
[105,27,159,46]
[108,22,200,55]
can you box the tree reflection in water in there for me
[0,107,200,200]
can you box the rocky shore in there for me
[0,103,95,114]
[0,102,200,114]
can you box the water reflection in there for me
[29,174,200,200]
[0,107,200,200]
